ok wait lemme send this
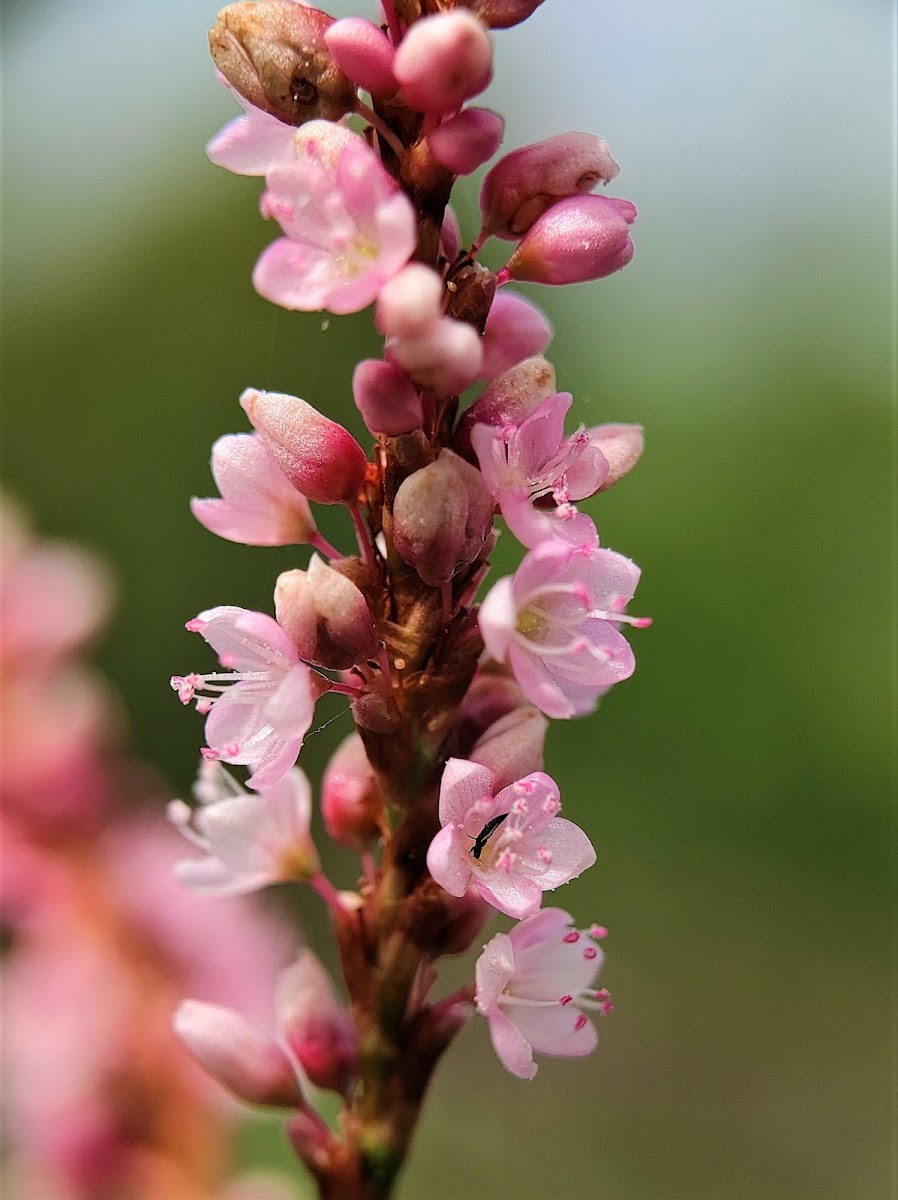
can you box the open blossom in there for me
[479,539,649,719]
[171,606,325,789]
[168,761,320,895]
[253,122,416,314]
[426,758,595,919]
[475,908,611,1080]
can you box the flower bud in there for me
[276,951,358,1094]
[481,132,620,240]
[375,264,444,338]
[429,886,491,956]
[434,0,546,29]
[427,108,504,176]
[441,206,462,262]
[388,316,484,397]
[589,423,645,490]
[275,556,377,670]
[209,2,357,127]
[501,194,636,286]
[453,354,556,458]
[173,1000,303,1108]
[469,705,547,790]
[240,387,367,505]
[454,669,529,752]
[321,733,382,849]
[393,11,493,115]
[352,359,423,436]
[393,450,493,586]
[479,292,552,380]
[324,17,397,98]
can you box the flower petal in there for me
[487,1007,537,1080]
[426,824,471,898]
[474,931,515,1014]
[438,757,495,827]
[475,868,542,919]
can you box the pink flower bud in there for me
[428,107,504,176]
[324,17,397,98]
[321,733,382,849]
[173,1000,303,1108]
[209,2,356,126]
[375,264,444,338]
[430,888,491,956]
[479,292,552,380]
[352,359,423,436]
[388,316,484,397]
[455,669,530,750]
[240,387,367,506]
[393,12,493,116]
[276,951,358,1094]
[589,423,644,490]
[453,354,556,458]
[441,206,462,261]
[501,194,636,286]
[469,705,548,790]
[275,556,377,670]
[480,132,620,240]
[393,450,493,586]
[441,0,546,29]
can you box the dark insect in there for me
[468,813,509,860]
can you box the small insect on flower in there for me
[469,812,509,860]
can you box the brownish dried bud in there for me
[210,2,357,126]
[432,0,545,30]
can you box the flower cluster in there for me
[171,2,649,1193]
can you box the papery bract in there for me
[426,758,595,918]
[475,908,609,1079]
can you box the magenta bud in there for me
[441,206,462,262]
[479,292,552,380]
[173,1000,302,1108]
[453,354,556,458]
[393,450,493,586]
[275,556,377,670]
[388,316,484,397]
[441,0,546,29]
[427,107,504,176]
[393,11,493,115]
[502,194,636,286]
[375,264,444,338]
[353,359,423,436]
[480,132,620,240]
[321,733,382,849]
[276,951,358,1094]
[209,2,356,126]
[470,705,547,790]
[240,387,367,506]
[590,423,644,490]
[324,17,397,98]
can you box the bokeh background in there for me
[2,1,894,1197]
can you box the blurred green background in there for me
[2,1,893,1197]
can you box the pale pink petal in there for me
[438,757,495,826]
[525,817,596,889]
[173,855,273,897]
[507,906,573,951]
[474,869,542,919]
[500,490,599,549]
[209,433,301,513]
[263,664,316,741]
[195,793,276,874]
[581,549,642,611]
[193,606,298,671]
[512,392,572,481]
[244,735,305,793]
[426,824,471,897]
[478,576,516,662]
[253,238,334,312]
[509,540,573,605]
[190,498,302,546]
[487,1007,537,1080]
[507,643,575,719]
[474,931,515,1013]
[509,1004,598,1058]
[207,111,297,176]
[262,767,312,843]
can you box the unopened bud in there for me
[470,705,547,790]
[275,556,377,670]
[481,132,620,240]
[324,17,397,98]
[454,669,529,751]
[388,316,483,397]
[590,423,644,490]
[428,107,504,176]
[393,450,494,586]
[276,951,358,1094]
[321,733,382,849]
[441,206,462,262]
[433,0,546,29]
[173,1000,302,1108]
[394,11,493,115]
[375,264,444,338]
[430,887,491,956]
[501,194,636,286]
[240,387,367,505]
[479,291,552,380]
[209,2,357,126]
[353,359,423,436]
[453,354,556,458]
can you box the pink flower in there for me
[475,907,611,1080]
[478,540,649,719]
[171,606,324,789]
[253,122,416,314]
[426,758,595,918]
[168,761,320,896]
[190,432,320,547]
[206,87,298,176]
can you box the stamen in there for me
[559,994,573,1006]
[590,925,609,940]
[574,1014,588,1031]
[537,846,553,864]
[563,930,580,944]
[583,946,598,960]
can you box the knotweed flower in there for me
[426,758,595,918]
[479,539,649,718]
[171,606,324,789]
[475,907,611,1079]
